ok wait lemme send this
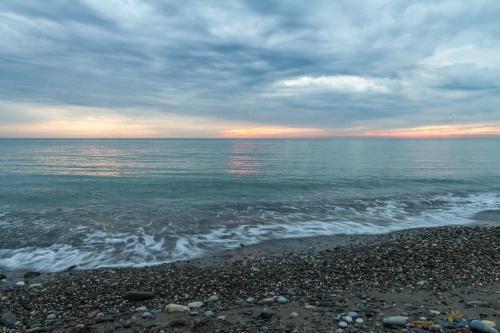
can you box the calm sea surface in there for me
[0,138,499,272]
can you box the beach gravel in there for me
[0,225,499,332]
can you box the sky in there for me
[1,0,500,138]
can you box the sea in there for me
[0,138,499,272]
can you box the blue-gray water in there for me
[0,138,499,272]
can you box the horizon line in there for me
[1,135,500,140]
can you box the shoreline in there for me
[2,214,497,278]
[1,224,499,332]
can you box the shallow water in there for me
[0,138,499,272]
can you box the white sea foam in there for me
[0,192,498,272]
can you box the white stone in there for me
[165,304,190,313]
[187,301,204,309]
[16,281,25,287]
[382,316,410,327]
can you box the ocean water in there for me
[0,138,499,272]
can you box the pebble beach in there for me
[1,225,499,332]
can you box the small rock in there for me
[217,315,226,321]
[165,304,190,313]
[205,310,214,317]
[16,281,25,287]
[465,300,491,308]
[339,321,349,328]
[29,283,42,289]
[46,314,57,321]
[246,297,255,303]
[24,271,41,279]
[290,312,299,318]
[1,312,19,327]
[343,315,353,323]
[383,316,410,327]
[468,320,498,333]
[187,301,204,309]
[207,294,219,302]
[260,307,274,319]
[123,291,154,301]
[304,304,317,310]
[260,297,275,305]
[141,312,153,319]
[355,318,364,324]
[347,311,360,318]
[135,306,147,312]
[275,296,288,304]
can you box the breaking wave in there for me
[0,192,498,272]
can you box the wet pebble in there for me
[141,311,153,319]
[1,312,19,327]
[260,307,274,319]
[123,291,154,301]
[275,296,288,304]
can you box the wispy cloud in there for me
[275,75,399,94]
[0,0,499,137]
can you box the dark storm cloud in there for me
[1,0,500,131]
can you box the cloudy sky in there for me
[1,0,500,138]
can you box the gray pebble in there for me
[260,307,274,319]
[141,311,153,319]
[1,312,19,327]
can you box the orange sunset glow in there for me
[361,124,500,138]
[219,126,331,138]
